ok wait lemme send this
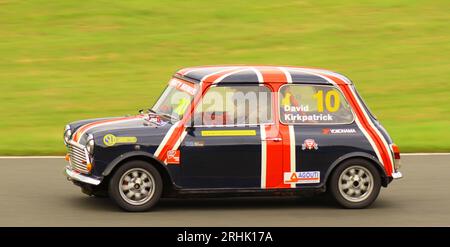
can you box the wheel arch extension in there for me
[324,152,390,187]
[102,151,176,195]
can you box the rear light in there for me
[391,144,400,159]
[390,143,401,170]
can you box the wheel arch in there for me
[324,152,390,188]
[102,151,177,196]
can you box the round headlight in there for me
[63,125,72,145]
[86,134,95,155]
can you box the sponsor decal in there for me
[301,139,318,150]
[283,112,334,122]
[166,150,180,164]
[184,141,205,147]
[282,98,336,123]
[145,114,167,127]
[201,130,256,137]
[103,134,137,147]
[280,86,354,125]
[283,104,310,112]
[169,78,197,96]
[284,171,320,184]
[322,128,357,135]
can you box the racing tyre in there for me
[329,159,381,209]
[109,160,162,212]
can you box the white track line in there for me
[401,153,450,156]
[0,153,449,159]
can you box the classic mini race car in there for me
[63,65,402,211]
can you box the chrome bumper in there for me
[392,171,403,179]
[65,166,102,185]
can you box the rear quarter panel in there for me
[293,123,383,189]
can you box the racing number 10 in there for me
[313,90,340,112]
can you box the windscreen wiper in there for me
[147,109,178,121]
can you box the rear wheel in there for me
[329,159,381,209]
[109,160,162,211]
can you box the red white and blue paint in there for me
[63,65,402,211]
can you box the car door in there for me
[179,84,274,189]
[278,84,357,188]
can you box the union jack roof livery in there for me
[175,65,353,85]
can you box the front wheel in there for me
[328,159,381,209]
[109,160,162,212]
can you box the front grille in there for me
[68,142,89,174]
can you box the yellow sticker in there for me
[173,97,190,116]
[281,92,292,106]
[103,134,137,146]
[201,130,257,137]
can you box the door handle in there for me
[262,137,282,142]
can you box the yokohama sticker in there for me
[322,128,357,135]
[284,171,320,184]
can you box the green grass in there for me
[0,0,449,155]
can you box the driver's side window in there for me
[192,85,273,126]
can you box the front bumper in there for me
[65,166,102,185]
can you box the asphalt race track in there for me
[0,154,449,226]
